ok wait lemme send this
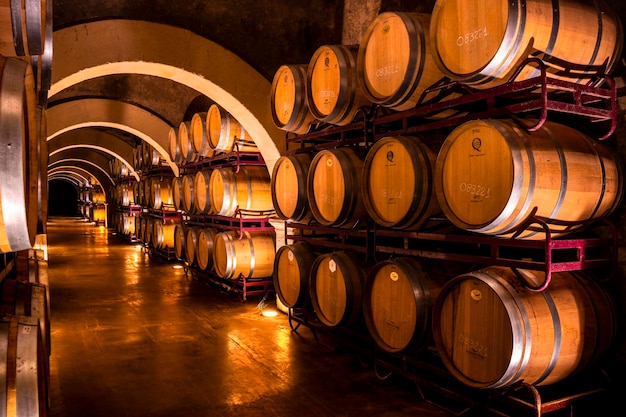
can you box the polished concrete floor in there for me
[45,217,452,417]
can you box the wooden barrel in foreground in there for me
[273,242,316,309]
[362,136,439,230]
[357,12,445,111]
[307,147,367,228]
[434,119,623,239]
[307,44,370,126]
[0,0,49,57]
[430,0,623,88]
[309,251,365,328]
[270,64,317,135]
[432,266,618,388]
[213,230,276,280]
[271,153,312,222]
[0,56,38,253]
[0,314,48,416]
[363,257,442,354]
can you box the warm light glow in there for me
[172,265,184,270]
[261,310,279,318]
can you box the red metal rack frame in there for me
[374,218,616,292]
[371,57,616,141]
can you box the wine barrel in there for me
[357,12,445,111]
[363,257,442,354]
[150,177,174,211]
[181,174,196,214]
[273,242,316,309]
[0,56,38,253]
[362,136,439,230]
[193,170,213,215]
[122,213,136,236]
[168,126,183,164]
[271,153,312,222]
[0,315,48,416]
[207,104,257,154]
[143,142,161,169]
[309,251,365,328]
[0,0,48,56]
[191,111,213,158]
[152,220,179,250]
[195,227,218,271]
[270,64,317,135]
[174,224,186,260]
[182,226,199,266]
[433,266,618,388]
[171,176,183,211]
[430,0,623,89]
[178,120,198,163]
[213,231,276,279]
[209,166,273,217]
[434,119,623,239]
[307,147,367,227]
[1,278,51,358]
[307,44,371,126]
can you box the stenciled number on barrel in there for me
[456,27,489,47]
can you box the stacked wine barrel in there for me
[152,104,278,283]
[271,0,624,395]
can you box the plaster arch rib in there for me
[46,99,175,176]
[50,19,283,172]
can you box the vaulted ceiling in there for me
[22,0,626,199]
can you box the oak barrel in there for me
[307,147,367,227]
[273,242,316,309]
[362,136,439,230]
[171,176,183,211]
[213,230,276,280]
[0,56,38,252]
[183,226,200,266]
[207,104,257,154]
[152,220,179,250]
[357,12,445,111]
[307,44,370,126]
[178,120,198,163]
[195,227,218,271]
[209,166,273,217]
[173,224,186,260]
[190,111,213,158]
[270,64,317,134]
[309,251,365,328]
[168,126,183,164]
[434,119,623,239]
[362,257,442,354]
[271,153,312,222]
[0,315,48,416]
[0,0,48,56]
[150,177,174,211]
[181,174,197,214]
[193,169,213,215]
[432,266,618,388]
[430,0,623,88]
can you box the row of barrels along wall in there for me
[110,103,277,281]
[270,0,624,395]
[274,243,618,390]
[271,118,623,240]
[0,3,52,410]
[271,1,623,134]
